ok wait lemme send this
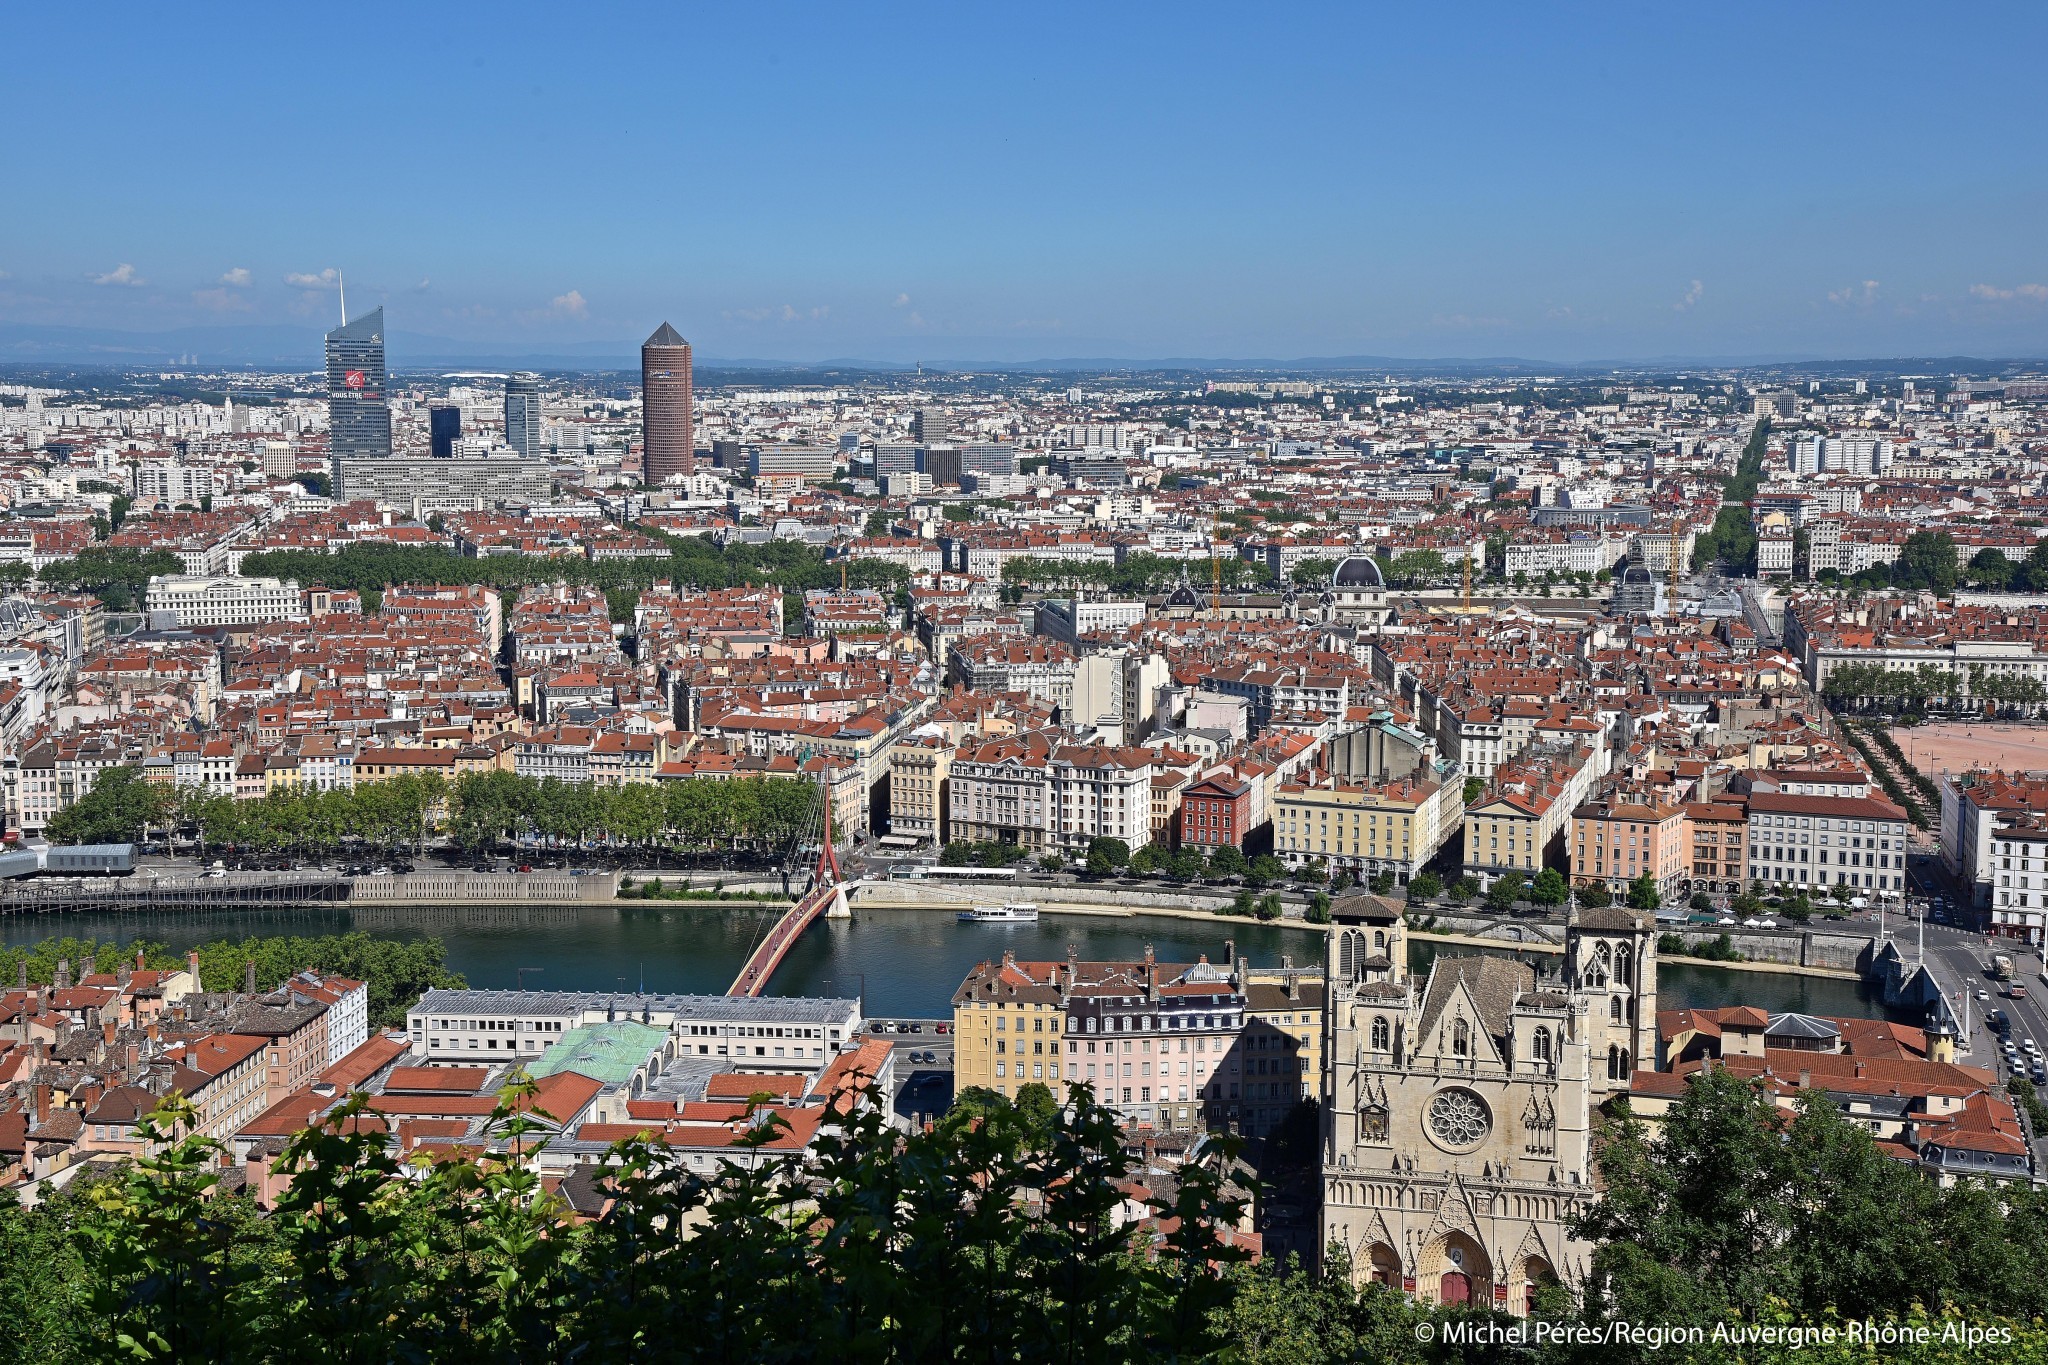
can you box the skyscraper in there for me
[325,307,391,461]
[504,373,542,460]
[641,322,693,483]
[429,403,461,458]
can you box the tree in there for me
[1462,777,1485,805]
[1087,836,1130,871]
[1038,852,1065,873]
[1206,845,1248,878]
[1626,872,1662,911]
[1254,893,1282,922]
[1246,854,1286,886]
[1306,892,1332,924]
[1486,871,1527,911]
[1085,844,1116,877]
[1893,530,1959,595]
[1577,881,1612,908]
[1406,871,1442,900]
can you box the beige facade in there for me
[1322,899,1657,1314]
[887,734,953,844]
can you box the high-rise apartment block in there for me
[325,308,391,461]
[642,323,694,483]
[504,374,542,460]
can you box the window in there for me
[1371,1016,1390,1051]
[1452,1018,1470,1057]
[1533,1027,1551,1063]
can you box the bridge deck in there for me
[728,881,837,996]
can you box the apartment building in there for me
[1274,769,1464,884]
[1683,801,1750,896]
[1745,790,1910,895]
[886,731,952,845]
[1461,743,1597,889]
[1569,789,1688,901]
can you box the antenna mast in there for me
[338,269,348,327]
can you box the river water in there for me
[0,904,1891,1021]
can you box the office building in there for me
[324,308,391,461]
[334,455,553,516]
[750,445,838,483]
[874,443,922,478]
[429,403,461,458]
[504,374,542,460]
[961,442,1018,480]
[911,407,952,444]
[405,989,862,1066]
[642,322,694,483]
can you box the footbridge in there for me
[727,779,850,996]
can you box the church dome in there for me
[1332,555,1384,589]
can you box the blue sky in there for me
[5,2,2046,363]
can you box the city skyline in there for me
[3,4,2045,364]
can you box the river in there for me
[0,903,1892,1021]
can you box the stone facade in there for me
[1320,897,1657,1314]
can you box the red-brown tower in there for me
[641,321,694,483]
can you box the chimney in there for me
[244,961,257,996]
[54,958,71,991]
[135,948,146,971]
[1224,939,1235,965]
[102,1014,117,1050]
[32,1084,50,1124]
[1798,1069,1812,1089]
[186,950,202,985]
[16,961,25,990]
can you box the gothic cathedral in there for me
[1320,895,1656,1314]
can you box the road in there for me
[1919,922,2048,1166]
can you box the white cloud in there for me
[1827,279,1880,306]
[549,289,588,318]
[413,277,432,292]
[893,293,911,309]
[1972,282,2048,302]
[1672,279,1704,311]
[92,263,144,287]
[219,267,252,287]
[192,287,253,313]
[285,268,338,288]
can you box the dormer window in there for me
[1452,1018,1471,1057]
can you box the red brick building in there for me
[1179,773,1253,851]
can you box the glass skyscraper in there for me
[325,308,391,461]
[429,403,460,458]
[504,373,542,459]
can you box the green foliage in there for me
[938,839,1026,868]
[1086,836,1131,876]
[1461,776,1484,805]
[1577,880,1613,908]
[45,765,174,845]
[237,535,908,604]
[0,931,463,1030]
[1247,854,1286,886]
[1381,548,1446,588]
[35,546,181,612]
[1892,530,1959,594]
[1530,867,1569,905]
[1406,871,1441,900]
[1305,891,1332,924]
[1626,871,1662,911]
[7,1080,1262,1364]
[1485,870,1526,910]
[1577,1068,2048,1342]
[999,550,1264,597]
[1254,892,1282,921]
[1206,844,1248,878]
